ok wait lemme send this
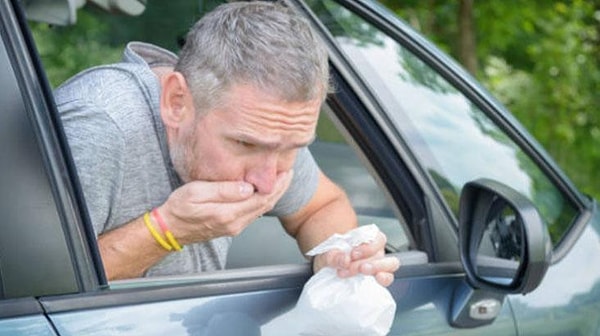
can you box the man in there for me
[55,1,399,285]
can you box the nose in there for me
[246,155,278,194]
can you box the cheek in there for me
[277,149,298,172]
[189,136,243,180]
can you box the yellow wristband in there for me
[143,212,172,251]
[165,231,183,251]
[151,208,183,251]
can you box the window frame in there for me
[301,0,594,264]
[0,0,105,299]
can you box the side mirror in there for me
[459,179,552,294]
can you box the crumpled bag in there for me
[262,224,396,336]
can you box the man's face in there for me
[170,84,320,194]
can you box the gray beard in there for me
[168,132,195,183]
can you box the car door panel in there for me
[43,271,307,335]
[388,276,516,335]
[0,316,57,336]
[47,291,297,335]
[41,267,518,336]
[509,211,600,335]
[0,299,56,336]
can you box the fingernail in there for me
[239,183,253,196]
[352,250,362,260]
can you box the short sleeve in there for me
[57,98,125,236]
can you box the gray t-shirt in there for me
[55,42,319,277]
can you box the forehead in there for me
[212,85,321,147]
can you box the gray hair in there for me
[174,1,330,114]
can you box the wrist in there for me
[151,207,183,251]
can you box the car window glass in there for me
[307,0,578,245]
[313,105,410,252]
[0,15,80,298]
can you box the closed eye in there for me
[236,139,256,149]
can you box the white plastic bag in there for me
[262,224,396,336]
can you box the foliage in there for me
[29,10,123,87]
[382,0,600,201]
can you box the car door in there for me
[300,0,600,335]
[34,1,523,335]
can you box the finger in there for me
[325,250,351,269]
[360,255,400,275]
[313,250,350,273]
[339,254,399,278]
[183,180,255,203]
[375,272,395,287]
[236,169,294,217]
[350,231,387,261]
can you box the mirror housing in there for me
[21,0,85,25]
[21,0,146,26]
[459,179,552,294]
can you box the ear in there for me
[159,71,195,128]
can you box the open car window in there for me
[227,104,412,269]
[28,0,415,280]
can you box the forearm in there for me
[294,195,357,254]
[282,172,357,254]
[282,173,399,285]
[97,215,171,280]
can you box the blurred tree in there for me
[458,0,477,74]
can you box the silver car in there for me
[1,0,598,335]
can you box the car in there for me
[1,0,599,335]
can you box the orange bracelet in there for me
[143,212,172,251]
[151,208,183,251]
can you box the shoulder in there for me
[55,63,155,103]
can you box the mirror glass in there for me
[475,200,524,284]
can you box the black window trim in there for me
[0,297,44,319]
[326,67,432,255]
